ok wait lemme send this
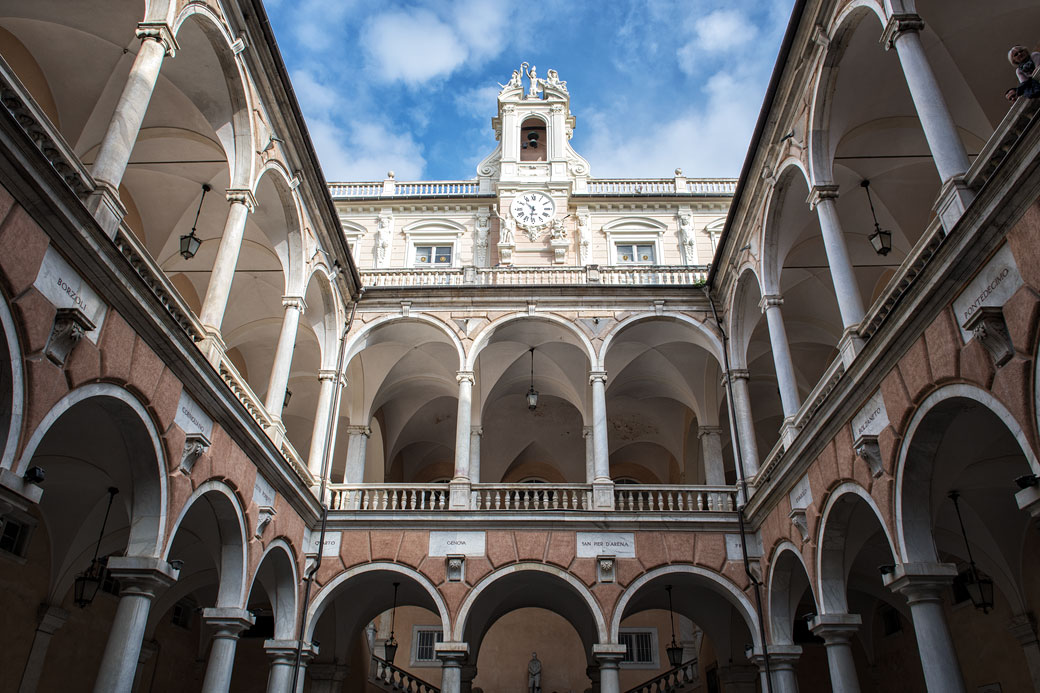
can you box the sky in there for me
[263,0,795,183]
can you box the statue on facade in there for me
[550,217,567,241]
[578,213,591,265]
[525,64,540,98]
[500,69,522,92]
[376,214,392,263]
[544,69,567,92]
[492,205,515,245]
[475,212,490,265]
[528,652,542,693]
[677,212,695,264]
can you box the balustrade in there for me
[471,484,592,511]
[613,485,736,512]
[624,660,698,693]
[360,265,708,288]
[370,655,439,693]
[330,485,452,511]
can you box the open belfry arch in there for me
[0,1,1039,692]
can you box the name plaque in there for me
[851,391,888,444]
[174,390,214,438]
[429,531,486,556]
[576,532,635,558]
[952,244,1022,341]
[252,475,276,509]
[789,475,812,511]
[34,246,107,343]
[305,529,341,557]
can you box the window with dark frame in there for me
[0,515,31,557]
[413,628,443,663]
[619,629,656,665]
[615,243,655,264]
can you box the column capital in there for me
[345,424,371,437]
[588,370,608,385]
[225,188,258,212]
[105,556,180,598]
[318,369,345,386]
[281,295,307,312]
[592,643,627,668]
[698,425,723,438]
[880,13,925,50]
[201,607,255,639]
[806,183,840,209]
[582,425,593,438]
[759,294,784,312]
[752,644,802,669]
[809,613,862,643]
[135,22,179,56]
[470,425,483,436]
[434,641,469,666]
[264,639,318,663]
[883,561,957,604]
[723,368,751,384]
[456,370,475,385]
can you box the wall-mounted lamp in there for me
[179,184,211,260]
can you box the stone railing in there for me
[329,180,481,199]
[583,178,736,195]
[623,660,698,693]
[792,353,846,430]
[113,224,206,341]
[328,182,383,198]
[370,655,439,693]
[329,178,736,199]
[329,484,452,511]
[472,484,592,511]
[217,353,273,430]
[360,265,709,288]
[967,67,1040,188]
[614,485,736,512]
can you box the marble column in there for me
[264,640,316,693]
[725,369,760,476]
[131,640,158,693]
[807,186,866,329]
[810,613,862,693]
[342,425,371,483]
[583,425,595,484]
[201,608,255,693]
[1008,613,1040,692]
[760,295,801,418]
[755,645,803,693]
[593,644,626,693]
[435,643,468,693]
[884,563,966,693]
[308,663,349,693]
[460,664,478,693]
[199,189,258,334]
[589,371,614,509]
[451,371,474,509]
[93,557,179,693]
[307,370,344,477]
[469,426,482,483]
[699,425,725,485]
[92,25,175,188]
[18,604,68,693]
[264,296,306,420]
[882,15,969,184]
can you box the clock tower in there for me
[477,64,590,265]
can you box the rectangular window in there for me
[414,245,453,266]
[412,627,443,664]
[0,515,30,557]
[171,598,195,629]
[619,628,658,667]
[615,243,655,264]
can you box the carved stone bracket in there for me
[854,435,884,478]
[964,306,1014,367]
[446,555,465,582]
[255,505,276,540]
[788,507,810,542]
[179,432,211,476]
[45,307,95,365]
[597,554,616,583]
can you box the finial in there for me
[675,168,683,176]
[386,171,395,179]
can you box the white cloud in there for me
[677,9,755,75]
[309,117,426,182]
[361,10,468,85]
[453,85,500,121]
[289,0,358,53]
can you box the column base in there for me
[592,481,615,510]
[933,176,974,232]
[449,480,471,510]
[85,183,127,240]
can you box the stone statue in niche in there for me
[475,212,490,265]
[376,215,392,263]
[578,213,591,264]
[528,652,542,692]
[493,205,515,245]
[678,212,695,263]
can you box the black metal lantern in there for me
[73,487,118,608]
[283,388,293,409]
[861,180,892,256]
[179,184,210,260]
[949,490,994,613]
[665,584,683,668]
[526,347,538,411]
[384,581,400,664]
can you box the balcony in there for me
[361,264,709,288]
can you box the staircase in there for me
[624,660,699,693]
[369,655,440,692]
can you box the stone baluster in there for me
[200,608,255,693]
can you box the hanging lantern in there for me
[73,487,118,608]
[179,184,210,260]
[384,581,400,664]
[948,490,994,613]
[665,584,683,668]
[526,347,538,411]
[861,180,892,256]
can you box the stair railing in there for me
[369,654,441,693]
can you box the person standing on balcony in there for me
[1005,45,1040,102]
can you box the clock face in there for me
[510,191,555,228]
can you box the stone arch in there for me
[597,311,723,369]
[15,383,168,558]
[453,562,608,662]
[760,161,814,294]
[248,537,301,640]
[303,263,344,371]
[816,482,898,614]
[725,266,765,370]
[345,314,465,371]
[163,479,249,609]
[611,564,761,648]
[0,287,24,470]
[304,561,451,642]
[767,541,819,645]
[170,2,254,189]
[466,312,596,372]
[253,159,307,296]
[894,383,1039,613]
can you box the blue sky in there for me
[264,0,794,182]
